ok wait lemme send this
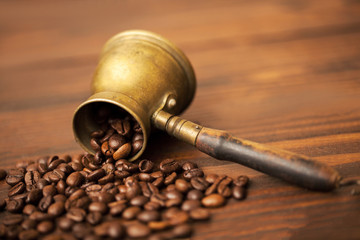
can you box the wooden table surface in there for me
[1,0,360,239]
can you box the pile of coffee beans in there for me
[0,155,249,239]
[89,105,144,161]
[0,107,250,239]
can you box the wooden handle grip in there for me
[195,128,341,191]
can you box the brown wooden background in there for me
[1,0,360,239]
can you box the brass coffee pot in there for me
[73,30,340,191]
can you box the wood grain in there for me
[0,0,360,239]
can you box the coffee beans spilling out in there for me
[89,105,144,161]
[0,139,250,239]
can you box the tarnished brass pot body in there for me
[73,30,196,161]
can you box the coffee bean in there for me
[138,159,154,173]
[48,201,65,217]
[187,189,204,200]
[36,178,49,190]
[24,171,41,187]
[201,193,225,207]
[137,210,160,222]
[0,169,7,180]
[58,217,74,231]
[172,223,193,238]
[8,182,26,197]
[181,200,201,211]
[90,138,101,151]
[89,202,108,214]
[29,211,52,221]
[234,175,249,187]
[168,210,189,225]
[113,142,132,160]
[144,201,161,211]
[160,159,180,173]
[190,207,210,220]
[233,186,246,200]
[131,139,143,155]
[21,219,37,230]
[108,134,126,150]
[2,214,23,226]
[175,179,191,193]
[18,229,39,240]
[26,188,42,204]
[152,176,164,187]
[38,195,53,212]
[43,185,57,197]
[107,221,124,238]
[48,159,65,171]
[126,223,151,238]
[130,195,149,206]
[182,162,198,171]
[98,192,115,203]
[73,223,92,239]
[109,202,127,216]
[86,211,102,225]
[191,177,209,191]
[37,220,54,234]
[150,193,166,207]
[183,168,204,180]
[7,198,24,213]
[217,176,233,195]
[57,163,73,175]
[23,204,37,215]
[98,173,114,185]
[87,169,106,182]
[164,172,177,185]
[6,168,24,186]
[68,162,83,172]
[66,207,86,222]
[205,173,218,184]
[148,221,170,231]
[138,172,152,181]
[122,206,141,220]
[53,194,67,202]
[49,169,66,183]
[66,172,84,187]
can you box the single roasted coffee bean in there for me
[183,168,204,180]
[202,193,225,207]
[21,219,37,230]
[168,210,189,226]
[113,142,132,160]
[233,186,246,200]
[131,139,143,155]
[205,175,226,196]
[205,173,218,184]
[181,200,201,211]
[2,214,24,226]
[148,221,170,231]
[191,177,209,191]
[87,168,106,182]
[23,204,37,215]
[89,202,108,214]
[152,176,164,187]
[66,172,84,187]
[73,223,92,239]
[189,207,210,220]
[233,175,249,187]
[109,202,127,216]
[53,194,67,202]
[175,179,191,193]
[108,134,126,150]
[182,162,198,171]
[217,176,233,195]
[164,172,177,185]
[126,223,151,238]
[7,198,24,213]
[24,171,41,187]
[137,210,160,222]
[38,195,53,212]
[87,211,103,225]
[138,159,154,173]
[90,138,101,151]
[107,221,125,238]
[36,178,49,190]
[122,206,141,220]
[37,220,54,234]
[187,189,204,200]
[160,159,180,174]
[172,223,193,238]
[66,207,87,222]
[43,185,57,197]
[26,188,42,204]
[98,192,115,203]
[144,201,161,211]
[130,195,148,206]
[48,201,65,216]
[58,217,74,231]
[29,211,51,221]
[6,168,24,186]
[8,182,26,197]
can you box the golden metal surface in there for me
[73,30,197,161]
